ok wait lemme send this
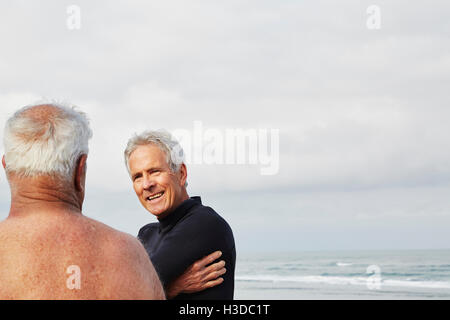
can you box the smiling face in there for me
[128,144,188,219]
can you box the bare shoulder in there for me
[81,216,166,300]
[0,214,164,299]
[81,216,148,261]
[0,219,11,249]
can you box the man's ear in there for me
[179,163,187,187]
[2,155,6,170]
[74,154,88,192]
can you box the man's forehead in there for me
[129,144,168,171]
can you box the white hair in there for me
[3,101,93,180]
[124,130,187,187]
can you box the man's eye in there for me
[133,175,142,181]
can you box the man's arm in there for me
[166,251,226,299]
[149,209,236,299]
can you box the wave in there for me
[336,262,353,267]
[236,274,450,289]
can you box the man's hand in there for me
[166,251,226,299]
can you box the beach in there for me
[234,249,450,300]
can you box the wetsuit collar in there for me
[157,196,202,233]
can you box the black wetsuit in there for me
[138,196,236,300]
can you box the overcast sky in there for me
[0,1,449,252]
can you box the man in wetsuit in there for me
[124,130,236,299]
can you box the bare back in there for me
[0,212,165,300]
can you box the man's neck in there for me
[7,175,82,218]
[157,192,190,221]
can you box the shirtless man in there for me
[0,103,165,299]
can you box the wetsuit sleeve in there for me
[150,209,235,300]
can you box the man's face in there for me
[128,144,187,219]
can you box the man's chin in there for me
[148,207,167,218]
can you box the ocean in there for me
[234,250,450,300]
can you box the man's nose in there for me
[142,176,155,190]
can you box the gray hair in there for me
[124,130,187,187]
[3,101,93,180]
